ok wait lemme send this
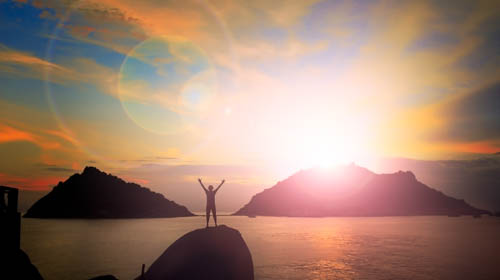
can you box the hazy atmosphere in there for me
[2,1,500,280]
[1,0,499,213]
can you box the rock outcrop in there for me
[24,167,194,218]
[88,275,118,280]
[138,225,254,280]
[234,164,490,217]
[0,249,44,280]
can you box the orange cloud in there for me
[0,124,36,143]
[0,172,63,190]
[0,47,65,70]
[442,141,500,155]
[45,129,79,146]
[0,123,65,150]
[0,44,73,83]
[120,175,150,186]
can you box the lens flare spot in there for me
[118,36,216,135]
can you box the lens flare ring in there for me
[42,1,239,165]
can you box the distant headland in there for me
[234,164,490,217]
[24,167,194,219]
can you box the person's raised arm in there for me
[215,179,225,193]
[198,178,208,192]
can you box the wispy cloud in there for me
[0,43,72,82]
[0,44,120,97]
[0,123,62,150]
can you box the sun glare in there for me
[288,117,369,169]
[298,134,355,168]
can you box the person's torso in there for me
[206,190,215,205]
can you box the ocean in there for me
[21,216,500,280]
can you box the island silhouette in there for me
[24,166,193,219]
[22,164,489,219]
[234,164,489,217]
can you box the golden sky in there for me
[1,0,499,210]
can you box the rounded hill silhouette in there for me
[138,225,254,280]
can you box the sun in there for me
[289,117,370,170]
[298,133,354,169]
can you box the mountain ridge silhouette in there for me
[234,164,490,217]
[24,166,194,218]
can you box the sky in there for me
[1,0,499,212]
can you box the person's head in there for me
[208,185,214,191]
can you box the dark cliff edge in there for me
[0,249,44,280]
[24,166,194,218]
[234,164,490,217]
[137,225,254,280]
[1,186,44,279]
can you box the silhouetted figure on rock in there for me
[137,225,254,280]
[198,178,224,227]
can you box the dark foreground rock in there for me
[88,275,118,280]
[0,249,43,280]
[138,225,254,280]
[24,167,194,218]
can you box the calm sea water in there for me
[21,216,500,280]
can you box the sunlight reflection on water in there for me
[21,216,500,280]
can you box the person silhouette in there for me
[198,178,224,228]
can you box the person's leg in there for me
[213,205,217,227]
[206,206,210,227]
